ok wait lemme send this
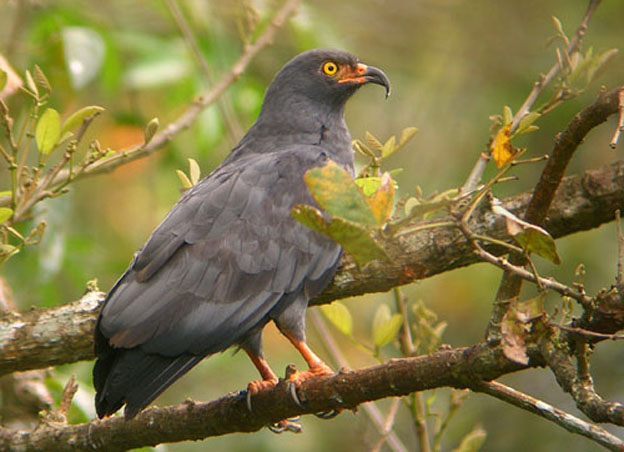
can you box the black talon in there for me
[287,381,303,407]
[314,409,340,419]
[245,389,254,413]
[268,420,302,434]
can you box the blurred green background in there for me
[1,0,623,450]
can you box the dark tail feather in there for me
[94,347,203,419]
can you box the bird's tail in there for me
[94,345,203,419]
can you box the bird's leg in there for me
[244,349,302,433]
[284,333,334,385]
[244,349,279,411]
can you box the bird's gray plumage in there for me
[93,49,390,419]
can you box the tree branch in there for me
[2,159,624,376]
[0,342,525,452]
[471,380,624,451]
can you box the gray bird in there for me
[93,48,390,420]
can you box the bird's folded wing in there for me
[97,148,341,357]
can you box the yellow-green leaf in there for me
[503,105,513,125]
[381,135,396,159]
[25,69,38,97]
[176,170,193,189]
[0,70,7,92]
[36,108,61,155]
[320,302,353,336]
[0,191,12,198]
[451,426,487,452]
[33,64,52,93]
[291,204,388,266]
[399,126,418,147]
[62,105,105,134]
[364,131,384,152]
[372,304,403,347]
[304,160,377,227]
[513,111,541,138]
[0,207,13,224]
[188,158,200,185]
[144,117,159,145]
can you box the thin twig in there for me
[553,323,624,341]
[472,380,624,452]
[393,288,431,452]
[471,241,591,305]
[2,0,302,216]
[309,309,408,452]
[369,398,402,452]
[510,0,602,132]
[165,0,243,142]
[610,89,624,149]
[616,210,623,285]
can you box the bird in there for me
[93,48,390,421]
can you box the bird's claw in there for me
[245,378,279,413]
[314,409,341,419]
[287,380,303,407]
[268,419,302,434]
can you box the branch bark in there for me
[0,342,525,452]
[1,159,624,376]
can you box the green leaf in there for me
[503,105,513,125]
[33,64,52,93]
[188,158,200,185]
[25,69,38,97]
[364,131,384,152]
[493,201,561,264]
[0,244,19,258]
[320,302,353,336]
[0,191,12,198]
[451,426,487,452]
[352,139,376,158]
[513,227,561,264]
[355,177,383,197]
[0,207,13,224]
[399,126,418,147]
[291,204,388,266]
[176,170,193,189]
[515,125,539,136]
[381,135,396,159]
[513,111,541,137]
[304,160,377,227]
[586,48,619,84]
[36,108,61,155]
[144,117,159,144]
[0,70,7,92]
[372,304,403,348]
[62,105,105,134]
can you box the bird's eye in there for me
[322,61,338,75]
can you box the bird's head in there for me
[261,49,390,115]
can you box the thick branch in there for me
[0,342,525,452]
[1,160,624,376]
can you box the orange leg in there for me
[244,350,279,395]
[284,333,334,385]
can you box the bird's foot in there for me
[285,363,342,419]
[245,377,278,413]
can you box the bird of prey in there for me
[93,48,390,421]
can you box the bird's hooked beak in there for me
[338,62,391,98]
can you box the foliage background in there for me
[1,0,623,450]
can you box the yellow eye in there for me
[322,61,338,75]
